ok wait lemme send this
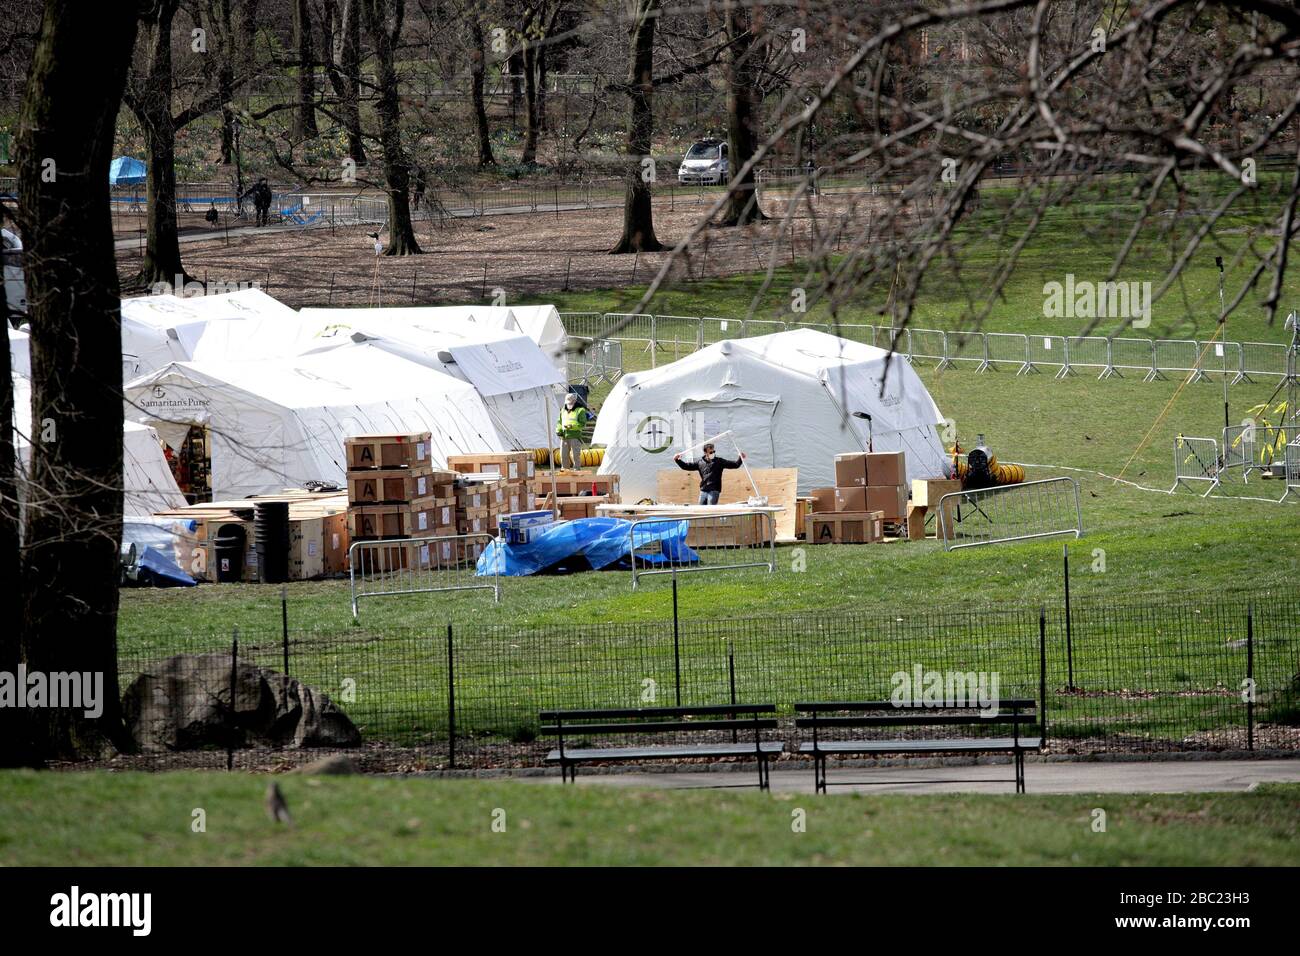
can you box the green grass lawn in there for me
[2,771,1296,866]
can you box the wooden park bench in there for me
[540,703,783,789]
[794,698,1042,794]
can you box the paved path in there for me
[522,758,1300,795]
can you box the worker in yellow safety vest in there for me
[555,393,592,469]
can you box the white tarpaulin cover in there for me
[448,337,564,396]
[123,343,510,499]
[592,328,949,501]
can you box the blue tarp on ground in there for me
[476,516,699,576]
[109,156,147,186]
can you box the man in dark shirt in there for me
[673,443,746,505]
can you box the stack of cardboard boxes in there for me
[345,432,456,542]
[447,453,538,556]
[805,451,907,544]
[530,469,621,519]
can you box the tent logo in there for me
[151,385,166,399]
[636,415,673,453]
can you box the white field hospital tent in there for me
[592,328,950,501]
[293,308,565,448]
[123,343,513,499]
[10,370,185,517]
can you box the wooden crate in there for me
[806,511,885,544]
[344,432,432,470]
[347,467,451,505]
[348,498,454,539]
[530,470,620,498]
[446,452,535,482]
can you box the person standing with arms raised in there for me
[673,443,746,505]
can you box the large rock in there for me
[122,654,361,752]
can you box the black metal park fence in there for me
[112,590,1299,771]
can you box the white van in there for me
[2,228,27,319]
[678,139,728,185]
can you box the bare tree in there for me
[13,0,139,762]
[362,0,422,254]
[610,0,663,253]
[293,0,319,138]
[717,2,767,226]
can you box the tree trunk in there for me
[294,0,318,139]
[340,0,366,164]
[521,41,539,164]
[218,0,234,164]
[363,0,421,254]
[718,5,766,227]
[130,0,191,291]
[15,0,138,762]
[610,0,662,254]
[507,50,522,123]
[470,19,495,167]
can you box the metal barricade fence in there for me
[741,318,789,338]
[1154,339,1206,382]
[946,330,986,366]
[1198,340,1243,383]
[936,477,1083,550]
[1062,336,1111,378]
[349,533,499,619]
[907,328,949,367]
[1111,337,1155,380]
[653,314,702,363]
[567,336,624,385]
[1221,424,1256,481]
[981,332,1031,373]
[1027,334,1066,374]
[1241,341,1288,379]
[699,316,737,345]
[558,312,605,340]
[835,323,878,348]
[1170,436,1222,496]
[626,511,777,588]
[1283,441,1300,503]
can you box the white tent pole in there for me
[680,429,760,499]
[543,387,559,517]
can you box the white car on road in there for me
[678,139,728,185]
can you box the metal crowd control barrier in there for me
[555,312,1294,383]
[1282,441,1300,503]
[1170,436,1222,496]
[936,477,1083,550]
[625,511,777,588]
[566,336,624,385]
[349,533,499,619]
[1222,424,1256,482]
[978,333,1032,374]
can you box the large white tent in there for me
[592,328,950,501]
[11,370,185,517]
[123,343,515,499]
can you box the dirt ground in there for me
[114,189,896,308]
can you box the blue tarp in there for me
[109,156,147,186]
[122,519,197,588]
[476,517,699,576]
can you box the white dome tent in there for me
[592,328,950,502]
[122,343,509,500]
